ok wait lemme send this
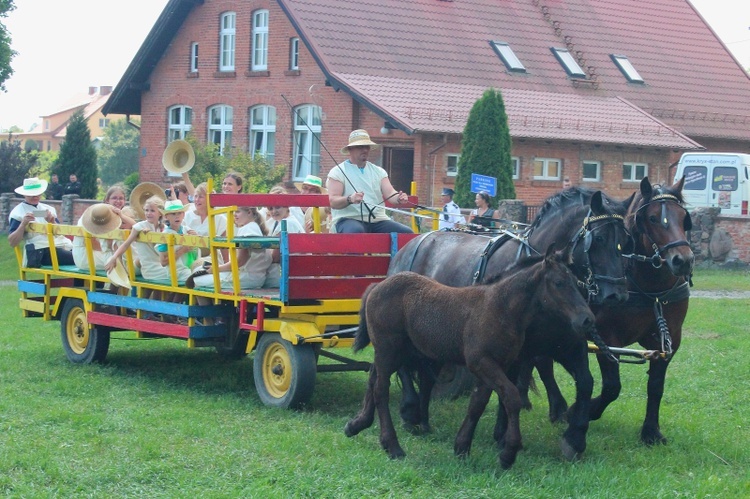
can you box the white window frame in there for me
[292,105,321,180]
[208,105,233,154]
[190,42,199,72]
[98,118,110,128]
[533,158,562,180]
[168,105,193,143]
[490,41,526,72]
[511,156,520,179]
[220,12,236,71]
[252,10,269,71]
[446,154,459,177]
[582,160,601,182]
[622,162,648,182]
[611,54,644,83]
[249,105,276,163]
[551,48,586,78]
[290,37,299,70]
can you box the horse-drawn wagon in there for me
[13,187,422,409]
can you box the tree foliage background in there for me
[52,110,97,198]
[182,136,285,193]
[454,88,515,208]
[97,118,140,186]
[0,133,38,194]
[0,0,16,92]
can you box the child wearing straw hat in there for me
[8,177,74,267]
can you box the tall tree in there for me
[97,118,140,186]
[0,133,37,193]
[454,88,515,208]
[53,110,97,198]
[0,0,16,92]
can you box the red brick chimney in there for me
[88,86,97,95]
[100,86,113,96]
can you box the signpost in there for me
[470,173,497,197]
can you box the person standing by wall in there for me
[46,174,64,201]
[64,173,82,196]
[438,187,464,230]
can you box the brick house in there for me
[103,0,750,207]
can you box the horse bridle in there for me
[569,210,629,301]
[628,193,691,269]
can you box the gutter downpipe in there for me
[427,134,449,207]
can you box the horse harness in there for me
[568,210,629,302]
[623,190,693,361]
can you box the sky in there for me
[0,0,748,132]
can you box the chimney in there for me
[88,86,97,95]
[100,86,113,96]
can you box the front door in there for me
[381,147,414,193]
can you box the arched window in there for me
[292,105,321,180]
[168,105,193,142]
[207,105,233,154]
[249,105,276,163]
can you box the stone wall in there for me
[689,207,750,269]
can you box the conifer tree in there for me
[53,110,97,198]
[454,88,515,208]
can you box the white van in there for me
[674,152,750,215]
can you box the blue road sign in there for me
[470,173,497,197]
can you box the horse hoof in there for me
[388,448,406,460]
[641,432,668,446]
[344,420,359,437]
[499,451,517,470]
[561,439,582,462]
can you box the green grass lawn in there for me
[0,282,748,496]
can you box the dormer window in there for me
[611,54,644,83]
[551,48,586,78]
[490,41,526,73]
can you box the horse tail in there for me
[353,283,377,352]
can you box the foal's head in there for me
[628,176,694,277]
[501,244,595,335]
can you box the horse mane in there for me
[531,187,620,229]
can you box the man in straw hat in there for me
[326,129,413,234]
[8,177,74,267]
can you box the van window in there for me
[712,167,738,191]
[683,166,707,190]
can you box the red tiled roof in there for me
[280,0,750,143]
[336,73,700,148]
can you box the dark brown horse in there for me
[387,187,633,460]
[526,176,693,445]
[344,246,595,470]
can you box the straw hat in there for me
[162,140,195,174]
[15,177,48,197]
[159,199,190,215]
[340,129,379,154]
[107,259,131,289]
[81,203,122,235]
[294,174,328,194]
[129,182,167,220]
